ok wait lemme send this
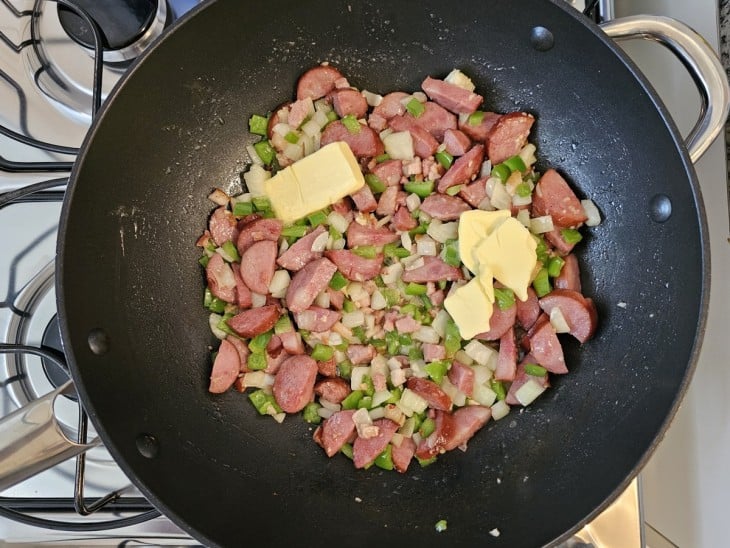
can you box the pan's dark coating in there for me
[57,1,707,546]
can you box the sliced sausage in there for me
[349,185,378,213]
[391,436,416,473]
[206,253,237,303]
[421,76,483,114]
[240,240,277,295]
[231,263,253,309]
[314,377,351,404]
[475,304,517,341]
[401,256,463,283]
[527,313,567,374]
[285,257,338,313]
[320,120,384,158]
[459,111,501,142]
[208,206,239,247]
[276,225,327,271]
[375,186,399,217]
[228,304,280,338]
[415,409,454,460]
[279,330,305,355]
[370,91,408,124]
[412,101,457,141]
[226,335,250,372]
[406,377,452,411]
[437,144,484,193]
[447,361,475,397]
[459,177,487,208]
[371,159,403,187]
[272,355,318,413]
[554,253,582,292]
[544,227,577,256]
[293,306,341,332]
[353,418,399,469]
[236,218,283,256]
[538,289,598,343]
[516,286,540,330]
[391,205,418,232]
[347,221,399,248]
[419,194,471,221]
[442,128,472,156]
[494,327,517,382]
[346,344,376,365]
[296,64,343,100]
[317,356,337,377]
[444,405,491,451]
[324,249,383,282]
[287,98,314,129]
[532,169,587,228]
[330,88,368,119]
[486,112,535,164]
[317,410,356,457]
[208,339,240,393]
[388,114,439,159]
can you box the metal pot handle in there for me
[0,381,100,491]
[601,15,730,163]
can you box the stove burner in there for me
[57,0,160,53]
[40,314,76,401]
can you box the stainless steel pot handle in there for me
[0,381,100,492]
[601,15,730,163]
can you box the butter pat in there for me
[263,142,365,224]
[444,271,494,340]
[458,210,510,273]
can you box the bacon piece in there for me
[459,111,501,142]
[279,330,305,355]
[538,289,598,343]
[349,185,378,213]
[475,304,516,341]
[437,144,484,193]
[516,287,540,330]
[406,377,452,411]
[506,355,550,405]
[346,344,376,365]
[330,88,368,119]
[205,253,236,303]
[320,121,384,158]
[411,101,457,141]
[401,256,463,283]
[554,254,582,292]
[494,327,518,382]
[422,343,446,362]
[276,225,327,271]
[296,65,343,100]
[459,177,487,208]
[391,436,416,473]
[324,250,383,282]
[447,361,475,397]
[239,240,277,294]
[487,112,535,164]
[532,169,587,228]
[388,115,439,158]
[208,206,239,247]
[316,410,356,457]
[395,315,420,334]
[391,205,418,232]
[347,221,399,247]
[208,339,240,393]
[371,159,403,187]
[443,128,471,156]
[272,355,318,413]
[353,419,399,469]
[527,314,567,374]
[293,306,341,332]
[444,405,491,451]
[421,76,483,115]
[419,194,471,221]
[228,304,279,338]
[236,218,283,256]
[314,377,351,404]
[285,258,337,313]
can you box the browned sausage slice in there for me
[208,206,239,246]
[475,304,517,341]
[443,405,491,451]
[527,313,567,373]
[296,65,343,100]
[538,289,598,343]
[437,144,484,193]
[276,225,327,272]
[443,128,471,156]
[370,159,403,187]
[346,222,399,247]
[285,257,338,313]
[415,409,454,460]
[236,218,283,256]
[401,256,463,283]
[293,306,341,332]
[314,377,351,404]
[316,410,356,457]
[516,287,540,330]
[388,115,439,158]
[487,112,535,164]
[272,355,318,413]
[494,327,517,381]
[419,194,471,221]
[350,185,378,213]
[412,101,457,140]
[324,249,383,282]
[447,361,475,397]
[459,177,487,208]
[532,169,587,228]
[320,120,384,158]
[330,88,368,119]
[227,304,279,338]
[459,111,501,142]
[206,253,236,303]
[421,76,483,114]
[231,263,253,309]
[353,419,399,469]
[391,205,417,232]
[240,240,277,294]
[554,254,582,292]
[406,377,452,411]
[391,436,416,473]
[208,338,240,394]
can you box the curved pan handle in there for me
[0,381,100,492]
[601,15,730,163]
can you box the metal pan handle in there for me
[0,381,99,491]
[601,15,730,163]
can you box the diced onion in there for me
[317,407,335,420]
[301,134,316,157]
[311,231,329,253]
[242,163,271,196]
[530,215,554,234]
[351,366,371,391]
[412,91,427,102]
[242,371,275,389]
[480,159,493,178]
[332,238,346,250]
[516,208,531,228]
[251,292,267,308]
[208,313,227,340]
[400,232,413,251]
[361,89,383,107]
[246,144,264,166]
[353,408,377,438]
[519,143,537,167]
[371,355,389,377]
[415,235,437,256]
[405,193,421,212]
[342,310,365,328]
[207,188,229,206]
[432,310,451,338]
[398,417,416,437]
[427,220,459,243]
[346,282,367,301]
[471,382,497,407]
[403,255,424,270]
[312,110,329,128]
[370,290,387,310]
[398,388,428,415]
[268,270,291,298]
[283,142,304,162]
[368,406,386,420]
[381,262,404,285]
[319,398,341,412]
[512,193,532,207]
[387,408,406,428]
[581,199,601,227]
[491,399,510,420]
[471,364,492,385]
[327,211,351,234]
[272,122,292,136]
[490,182,512,210]
[301,119,321,137]
[413,326,440,344]
[444,68,476,92]
[549,307,571,333]
[390,368,407,387]
[454,350,474,366]
[314,290,331,309]
[383,131,414,161]
[441,377,467,407]
[464,340,498,367]
[515,379,546,406]
[372,390,392,408]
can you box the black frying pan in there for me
[49,0,726,546]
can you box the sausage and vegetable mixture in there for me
[196,64,600,472]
